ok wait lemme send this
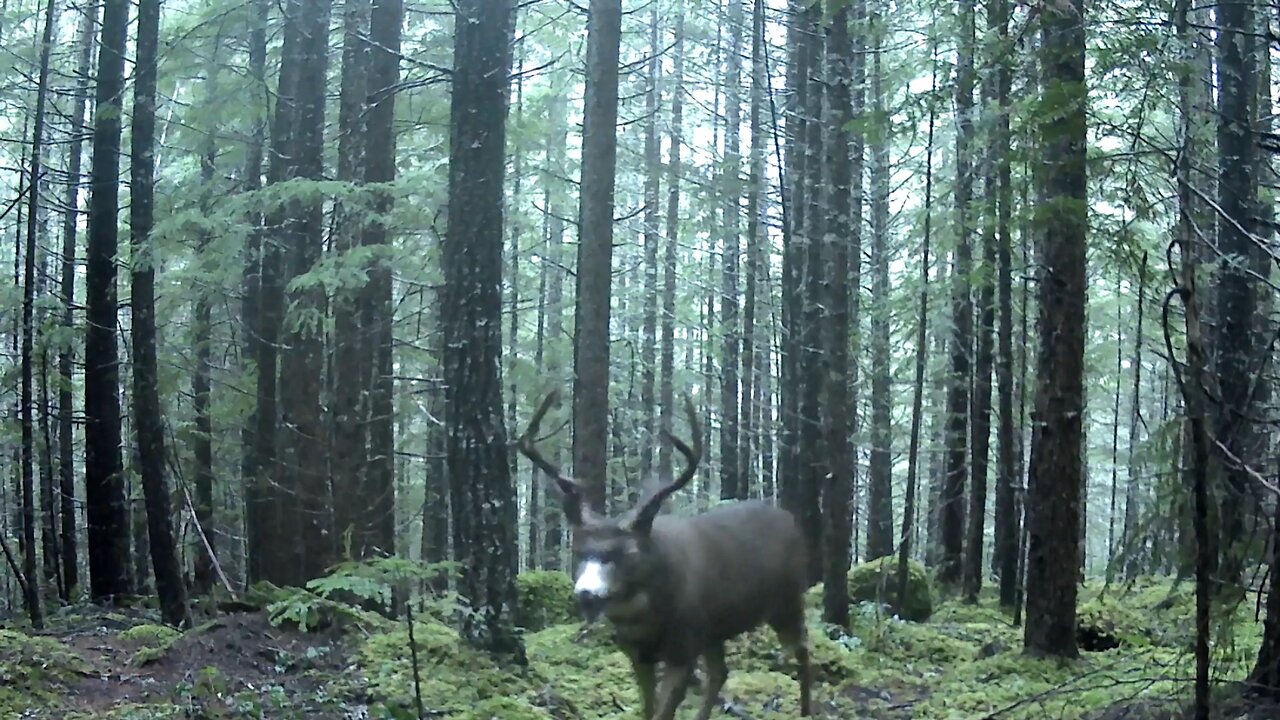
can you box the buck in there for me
[517,391,812,720]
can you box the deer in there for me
[517,391,813,720]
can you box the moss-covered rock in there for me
[118,623,182,667]
[847,556,933,622]
[517,570,578,631]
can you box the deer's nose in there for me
[574,559,611,599]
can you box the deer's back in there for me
[650,501,809,643]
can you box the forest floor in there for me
[1,570,1277,720]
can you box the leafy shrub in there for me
[516,570,577,631]
[847,556,933,622]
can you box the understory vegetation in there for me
[0,566,1265,719]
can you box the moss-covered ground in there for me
[0,573,1273,719]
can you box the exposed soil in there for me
[29,607,356,719]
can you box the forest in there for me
[0,0,1276,717]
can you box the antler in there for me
[632,393,702,532]
[517,391,586,524]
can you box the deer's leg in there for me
[650,662,694,720]
[775,623,812,717]
[628,654,657,720]
[692,643,727,720]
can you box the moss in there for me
[120,623,181,645]
[847,556,934,622]
[526,623,635,718]
[356,617,539,717]
[243,581,293,609]
[517,570,578,631]
[0,628,96,716]
[115,623,182,668]
[457,695,555,720]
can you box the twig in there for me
[0,533,31,602]
[406,593,426,720]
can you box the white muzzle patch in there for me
[574,559,611,599]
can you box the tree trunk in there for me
[19,0,56,629]
[58,0,97,600]
[192,139,217,595]
[659,7,686,487]
[249,0,304,586]
[85,0,133,602]
[507,36,524,486]
[940,0,976,588]
[241,0,269,587]
[778,0,806,522]
[820,0,860,628]
[333,0,372,561]
[445,0,526,663]
[795,0,827,585]
[866,7,894,562]
[718,0,745,502]
[1023,0,1086,657]
[741,0,767,499]
[964,0,1000,600]
[572,0,623,513]
[991,0,1017,606]
[422,308,450,593]
[363,0,403,562]
[1121,254,1147,580]
[898,20,937,602]
[131,0,191,627]
[279,0,336,582]
[1210,0,1259,596]
[540,88,569,569]
[639,4,662,491]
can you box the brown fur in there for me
[517,392,812,720]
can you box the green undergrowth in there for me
[348,572,1241,719]
[2,570,1268,719]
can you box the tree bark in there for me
[19,0,56,629]
[1210,0,1259,596]
[192,139,217,595]
[445,0,526,663]
[363,0,403,562]
[84,0,133,602]
[540,88,569,569]
[659,8,686,487]
[741,0,767,499]
[795,0,827,585]
[1121,254,1147,580]
[866,7,894,562]
[940,0,976,588]
[241,0,269,586]
[279,0,336,582]
[1023,0,1086,657]
[963,0,1000,600]
[333,0,373,561]
[899,21,938,603]
[719,0,745,502]
[779,0,806,521]
[58,0,97,601]
[991,0,1018,606]
[820,0,860,627]
[572,0,623,513]
[131,0,191,626]
[639,4,662,491]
